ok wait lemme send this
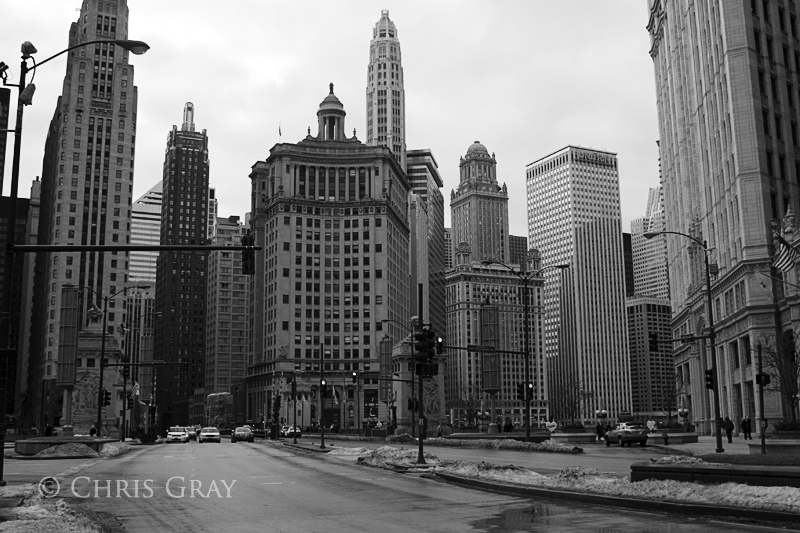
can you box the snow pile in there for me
[424,437,583,454]
[0,485,36,499]
[357,446,440,467]
[99,442,131,458]
[34,443,99,458]
[438,463,800,513]
[0,493,100,532]
[385,433,416,444]
[650,455,708,465]
[328,446,373,456]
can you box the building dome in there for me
[466,141,489,155]
[319,83,344,112]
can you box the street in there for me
[26,439,790,532]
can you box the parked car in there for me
[231,426,254,443]
[199,427,221,443]
[604,423,648,447]
[166,426,189,443]
[284,426,302,438]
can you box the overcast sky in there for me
[2,0,659,238]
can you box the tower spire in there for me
[182,102,195,132]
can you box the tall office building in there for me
[509,235,528,268]
[27,0,141,428]
[154,103,209,429]
[526,146,631,419]
[205,215,248,394]
[451,141,510,264]
[631,187,669,300]
[406,149,446,333]
[366,10,407,170]
[246,85,410,430]
[648,0,795,430]
[129,181,161,283]
[444,228,453,271]
[627,296,672,417]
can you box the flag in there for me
[302,393,309,407]
[279,122,281,137]
[773,234,799,272]
[333,385,339,405]
[132,381,140,397]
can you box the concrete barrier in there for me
[748,440,800,454]
[631,461,800,487]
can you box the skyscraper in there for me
[154,103,209,429]
[27,0,141,428]
[648,0,792,430]
[450,141,509,265]
[129,181,161,284]
[366,10,406,170]
[631,187,669,300]
[526,146,631,419]
[246,84,410,430]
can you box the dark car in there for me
[604,423,648,447]
[231,426,254,443]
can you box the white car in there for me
[166,427,189,443]
[199,427,221,443]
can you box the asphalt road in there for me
[39,440,792,532]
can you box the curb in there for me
[281,442,331,454]
[7,454,98,460]
[433,471,800,526]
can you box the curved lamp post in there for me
[644,230,724,453]
[480,259,568,442]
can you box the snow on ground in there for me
[357,446,800,514]
[99,442,131,458]
[0,493,100,532]
[34,443,98,458]
[327,446,373,456]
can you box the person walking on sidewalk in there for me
[723,417,735,443]
[741,418,752,440]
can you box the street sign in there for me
[467,345,495,352]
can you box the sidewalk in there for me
[662,435,752,455]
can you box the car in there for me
[199,427,221,443]
[231,426,254,443]
[185,426,197,440]
[166,426,189,443]
[284,426,301,438]
[604,423,648,447]
[280,425,291,437]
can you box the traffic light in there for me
[704,369,715,390]
[756,373,771,386]
[352,371,358,384]
[407,397,417,412]
[320,378,327,397]
[290,379,297,401]
[648,332,659,352]
[516,382,526,400]
[526,382,534,401]
[102,389,111,407]
[241,234,255,275]
[436,337,444,355]
[125,393,133,410]
[414,329,428,359]
[122,364,130,380]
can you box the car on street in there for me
[166,426,189,443]
[231,426,254,443]
[604,423,648,447]
[282,425,302,438]
[185,426,197,440]
[199,427,221,443]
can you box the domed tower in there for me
[365,9,407,171]
[449,141,510,264]
[316,83,349,141]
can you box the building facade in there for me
[526,146,631,420]
[648,0,795,432]
[27,0,141,429]
[154,103,210,429]
[627,296,673,417]
[129,180,161,283]
[450,142,510,265]
[631,186,669,300]
[246,85,410,431]
[509,235,528,268]
[366,9,407,171]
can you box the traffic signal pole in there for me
[416,284,425,465]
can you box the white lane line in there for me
[262,482,283,485]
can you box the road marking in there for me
[262,482,283,485]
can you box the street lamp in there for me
[382,318,417,437]
[644,230,724,453]
[481,259,568,442]
[64,284,150,436]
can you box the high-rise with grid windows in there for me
[526,146,631,419]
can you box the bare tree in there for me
[549,376,591,424]
[656,371,682,423]
[446,382,483,426]
[757,330,800,421]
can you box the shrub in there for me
[560,423,585,431]
[771,419,800,431]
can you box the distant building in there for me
[622,233,635,298]
[627,296,672,417]
[509,235,528,268]
[444,228,452,270]
[154,103,210,429]
[526,146,631,420]
[630,186,669,300]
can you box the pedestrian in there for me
[137,424,144,441]
[723,416,735,443]
[437,423,442,438]
[596,422,604,443]
[741,418,752,440]
[44,424,53,437]
[89,425,97,437]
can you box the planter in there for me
[769,431,800,440]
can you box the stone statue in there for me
[87,304,103,324]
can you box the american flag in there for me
[773,235,800,273]
[132,381,140,397]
